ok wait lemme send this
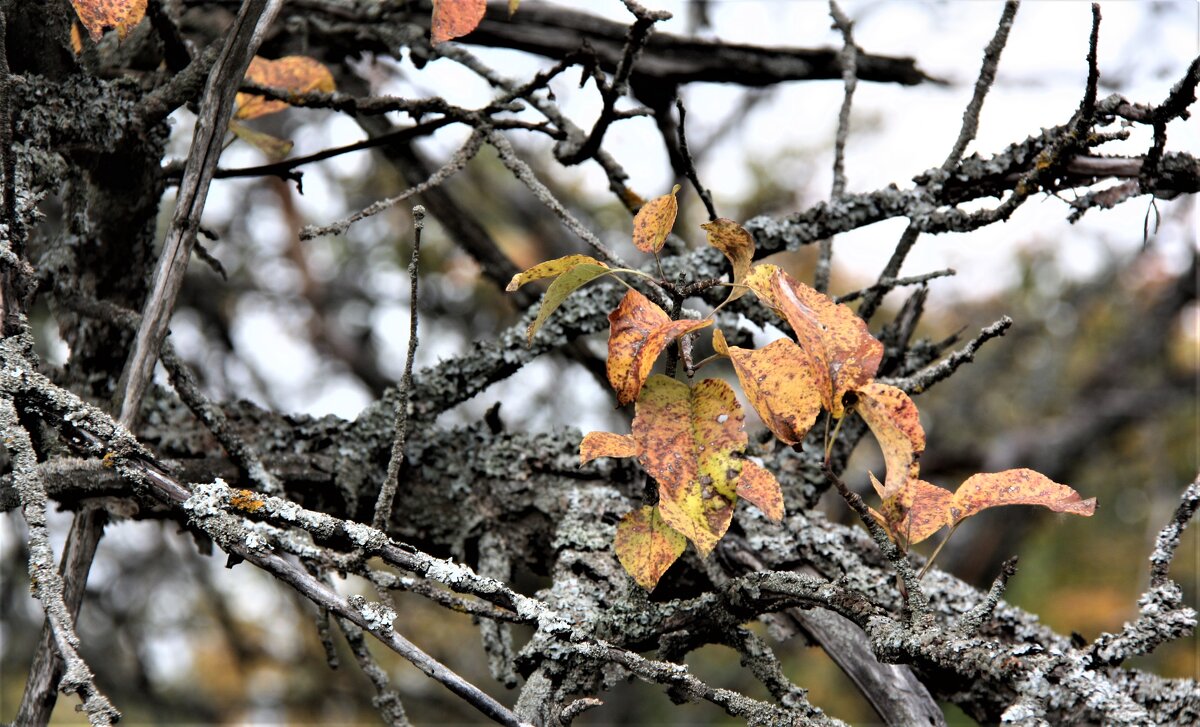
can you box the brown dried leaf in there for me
[615,506,686,590]
[736,460,784,522]
[607,289,712,405]
[235,56,337,120]
[701,218,754,302]
[856,383,924,500]
[770,268,882,417]
[632,185,680,254]
[579,432,637,464]
[871,472,952,545]
[632,376,746,556]
[713,329,820,445]
[431,0,487,45]
[71,0,146,41]
[950,469,1097,525]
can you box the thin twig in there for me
[887,316,1012,395]
[373,206,425,531]
[115,0,283,429]
[1,398,120,726]
[816,0,858,293]
[302,132,481,241]
[674,97,717,221]
[834,268,955,303]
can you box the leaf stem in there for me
[918,522,960,579]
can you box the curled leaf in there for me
[71,0,147,41]
[632,376,746,556]
[713,329,820,445]
[580,431,637,464]
[228,121,294,161]
[431,0,487,44]
[525,263,612,345]
[632,185,680,254]
[856,383,924,500]
[736,460,784,522]
[950,469,1096,525]
[506,254,606,291]
[701,218,754,302]
[236,56,336,120]
[615,506,686,590]
[871,472,952,545]
[607,289,711,405]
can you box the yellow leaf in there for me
[508,0,521,16]
[713,329,821,445]
[580,431,637,464]
[768,268,883,417]
[235,56,337,120]
[525,263,612,345]
[632,376,745,556]
[228,121,294,162]
[950,469,1096,526]
[506,254,606,291]
[431,0,487,45]
[70,22,85,54]
[632,185,680,254]
[71,0,146,41]
[607,289,711,405]
[871,472,952,545]
[736,460,784,522]
[701,218,754,302]
[855,383,924,500]
[615,506,686,590]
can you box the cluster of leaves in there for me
[510,189,1096,589]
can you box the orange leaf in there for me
[607,289,711,406]
[736,460,784,522]
[856,383,924,500]
[768,268,882,417]
[615,506,686,590]
[431,0,487,45]
[580,432,637,464]
[632,376,745,556]
[713,329,820,445]
[871,472,952,545]
[701,218,754,302]
[235,56,336,120]
[71,0,146,41]
[632,185,680,254]
[950,469,1096,525]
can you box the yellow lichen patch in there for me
[230,489,265,512]
[101,451,118,468]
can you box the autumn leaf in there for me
[745,265,882,417]
[507,256,613,344]
[736,460,784,522]
[579,431,637,464]
[431,0,487,45]
[228,121,294,161]
[713,329,820,445]
[71,0,146,41]
[855,382,924,500]
[632,185,681,254]
[701,218,754,302]
[235,56,336,120]
[615,506,686,590]
[632,376,745,556]
[950,469,1096,525]
[869,473,952,546]
[507,254,607,291]
[607,290,712,405]
[508,0,521,15]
